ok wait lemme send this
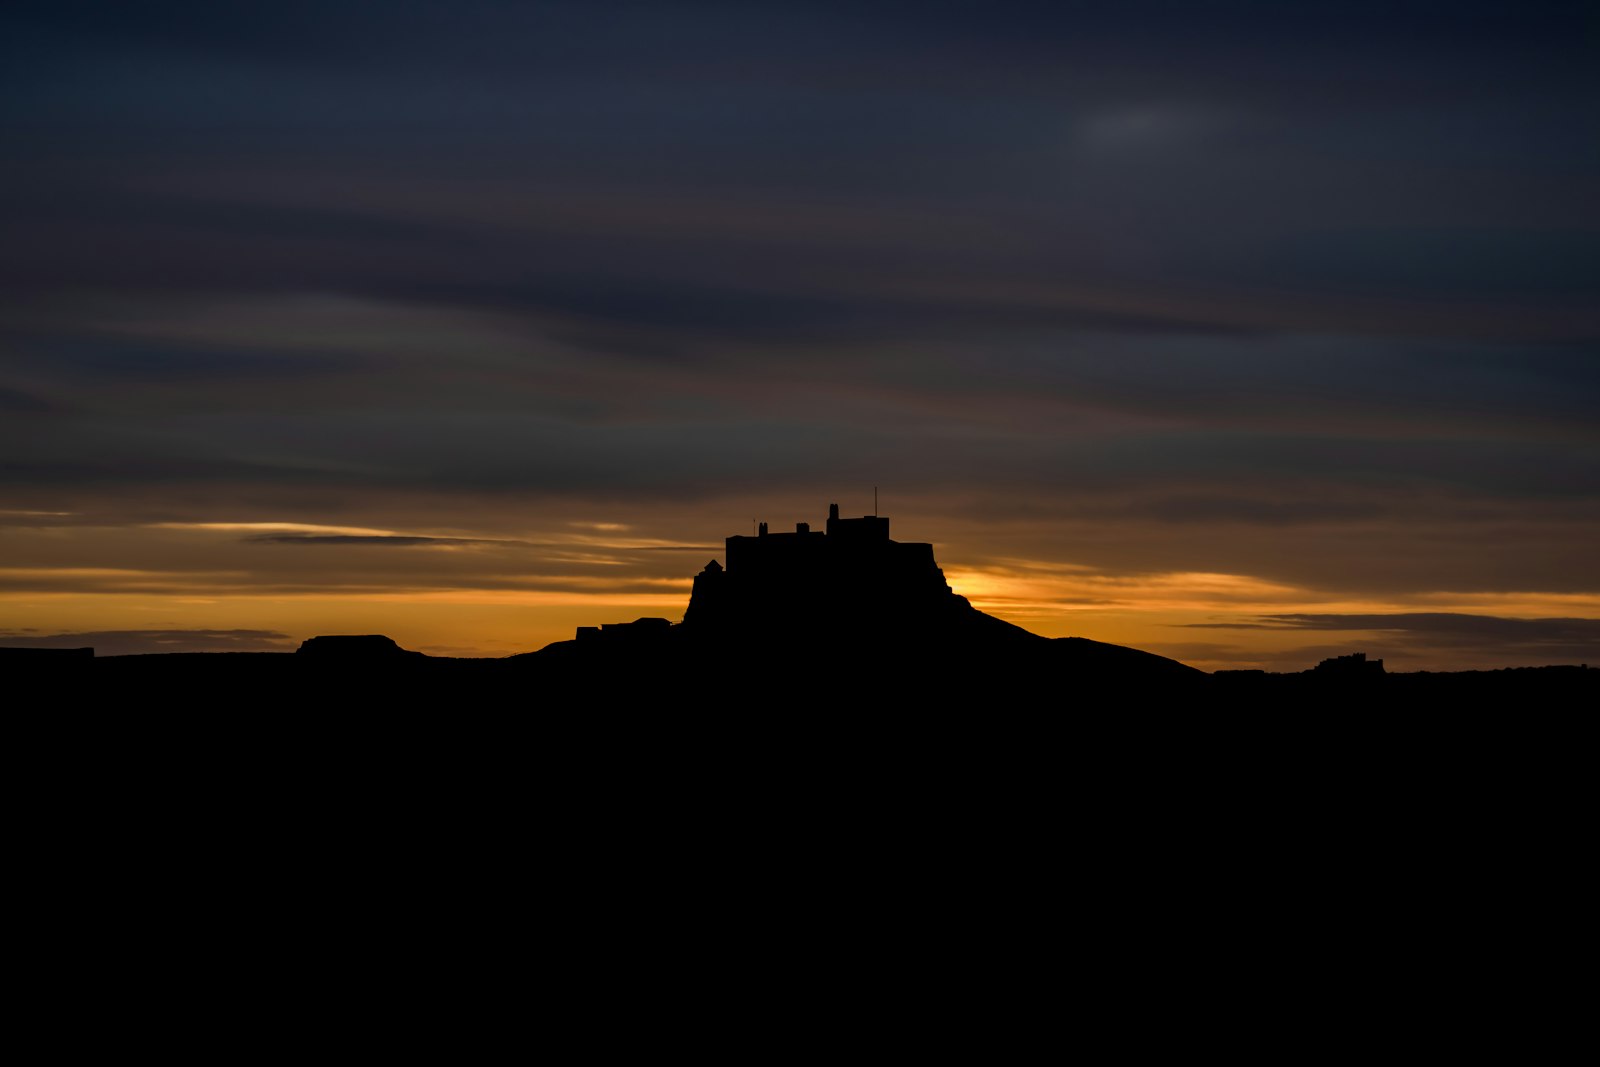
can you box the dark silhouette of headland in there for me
[523,502,1203,699]
[6,502,1594,708]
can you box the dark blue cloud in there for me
[1186,613,1600,666]
[2,0,1596,612]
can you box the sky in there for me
[2,1,1597,670]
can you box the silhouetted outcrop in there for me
[525,502,1203,696]
[296,634,424,660]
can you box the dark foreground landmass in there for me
[4,629,1592,710]
[11,515,1585,1005]
[11,626,1585,1045]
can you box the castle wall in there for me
[688,505,955,632]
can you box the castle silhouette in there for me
[571,502,969,644]
[547,500,1205,694]
[681,502,964,633]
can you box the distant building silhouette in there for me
[576,617,672,643]
[1312,651,1385,676]
[683,501,960,633]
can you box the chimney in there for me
[797,522,810,534]
[829,503,840,520]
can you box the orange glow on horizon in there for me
[3,515,1594,669]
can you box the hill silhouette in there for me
[519,502,1204,700]
[4,502,1593,708]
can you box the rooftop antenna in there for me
[873,486,878,516]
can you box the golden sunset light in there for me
[2,3,1594,677]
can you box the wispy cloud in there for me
[1189,612,1600,643]
[1183,613,1600,666]
[244,533,510,547]
[150,521,404,536]
[0,628,294,655]
[945,561,1310,617]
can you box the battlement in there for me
[684,502,955,630]
[722,502,927,575]
[724,502,892,571]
